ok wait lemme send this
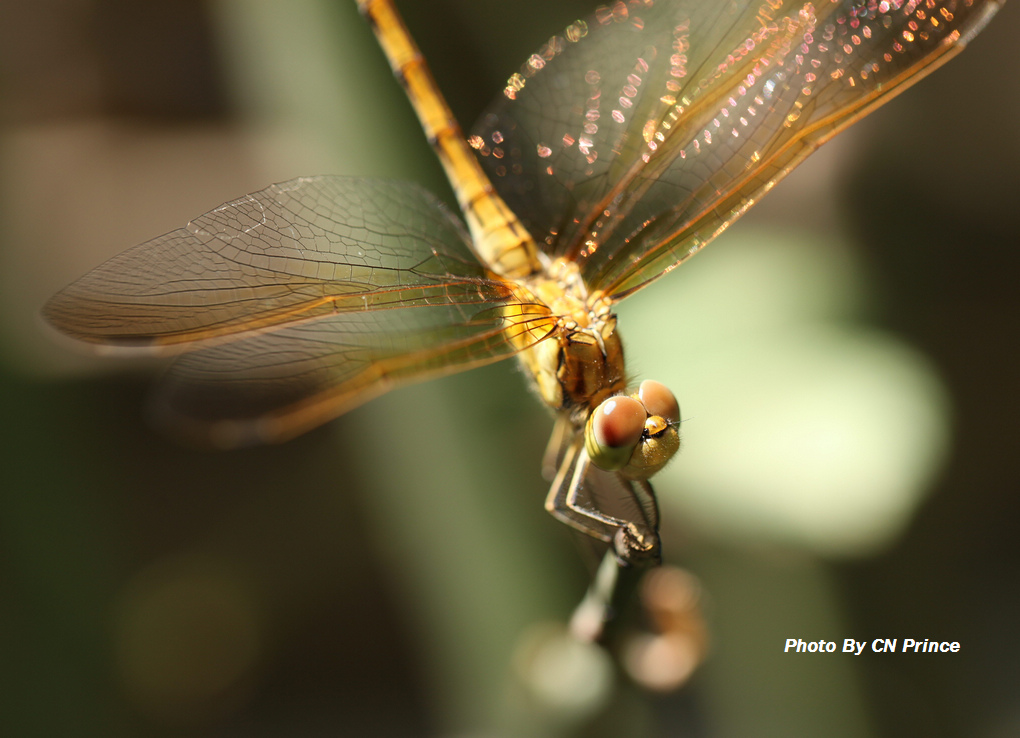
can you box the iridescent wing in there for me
[44,176,554,446]
[471,0,1001,298]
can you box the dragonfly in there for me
[44,0,1002,565]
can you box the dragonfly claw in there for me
[614,522,661,567]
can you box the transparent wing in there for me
[44,176,531,348]
[148,296,548,447]
[45,176,554,445]
[471,0,1000,298]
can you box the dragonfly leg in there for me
[545,439,661,565]
[541,414,573,481]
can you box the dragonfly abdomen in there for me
[358,0,541,279]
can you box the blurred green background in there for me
[1,1,1018,736]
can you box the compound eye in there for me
[638,380,680,424]
[585,395,645,471]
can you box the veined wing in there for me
[44,176,554,446]
[147,294,549,447]
[44,176,535,349]
[471,0,1001,298]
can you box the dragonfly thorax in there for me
[517,257,681,482]
[515,258,628,419]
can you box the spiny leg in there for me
[541,414,574,482]
[545,436,661,565]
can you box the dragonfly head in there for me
[585,380,680,481]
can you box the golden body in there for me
[44,0,1001,563]
[516,259,625,420]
